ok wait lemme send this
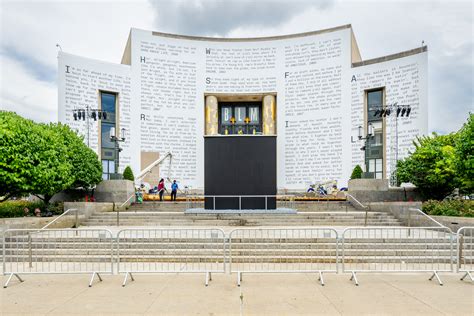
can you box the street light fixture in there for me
[110,127,126,179]
[71,106,106,147]
[361,102,412,184]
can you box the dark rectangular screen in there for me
[204,136,276,209]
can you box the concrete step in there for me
[82,210,402,227]
[89,213,397,219]
[126,201,356,212]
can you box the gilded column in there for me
[262,95,276,135]
[205,95,218,135]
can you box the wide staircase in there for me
[82,201,402,227]
[4,202,464,278]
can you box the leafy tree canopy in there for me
[455,113,474,193]
[0,112,102,203]
[397,132,459,200]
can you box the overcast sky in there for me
[1,0,472,134]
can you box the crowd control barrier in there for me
[116,229,226,286]
[3,229,114,288]
[341,227,454,286]
[457,227,474,282]
[229,228,339,286]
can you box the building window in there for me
[218,102,262,135]
[100,91,117,180]
[368,158,383,179]
[365,89,384,179]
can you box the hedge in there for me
[0,201,64,218]
[422,200,474,218]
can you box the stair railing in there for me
[40,208,79,230]
[116,193,136,227]
[408,208,448,229]
[345,193,370,226]
[25,208,79,268]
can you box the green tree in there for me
[396,133,459,200]
[54,123,102,189]
[455,113,474,193]
[123,166,135,181]
[0,112,37,200]
[350,165,363,179]
[0,112,103,204]
[0,112,74,203]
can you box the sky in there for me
[0,0,472,134]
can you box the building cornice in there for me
[352,46,427,67]
[149,24,352,42]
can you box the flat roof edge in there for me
[352,46,427,67]
[150,24,352,42]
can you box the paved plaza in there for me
[1,272,472,315]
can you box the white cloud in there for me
[0,53,56,122]
[0,0,472,133]
[0,0,154,122]
[224,1,474,133]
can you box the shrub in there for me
[422,200,474,218]
[0,200,65,218]
[123,166,135,181]
[350,165,363,179]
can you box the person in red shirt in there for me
[157,178,166,201]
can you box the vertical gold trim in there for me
[262,95,276,135]
[204,95,218,135]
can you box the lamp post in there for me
[110,127,126,178]
[352,123,375,174]
[72,106,107,147]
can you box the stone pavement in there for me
[1,273,472,315]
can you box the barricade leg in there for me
[205,272,212,286]
[89,272,103,287]
[460,271,473,282]
[429,271,443,286]
[237,272,242,287]
[3,273,24,288]
[350,271,359,286]
[122,272,135,287]
[318,271,325,286]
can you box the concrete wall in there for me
[348,179,422,202]
[94,180,135,204]
[431,215,474,234]
[349,179,389,191]
[0,216,74,233]
[0,202,114,235]
[367,201,421,226]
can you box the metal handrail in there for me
[345,193,368,209]
[120,193,136,209]
[41,208,79,230]
[345,194,369,226]
[116,193,136,226]
[408,208,448,229]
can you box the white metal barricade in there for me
[341,227,454,286]
[229,228,339,286]
[116,229,226,286]
[3,229,114,288]
[457,227,474,282]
